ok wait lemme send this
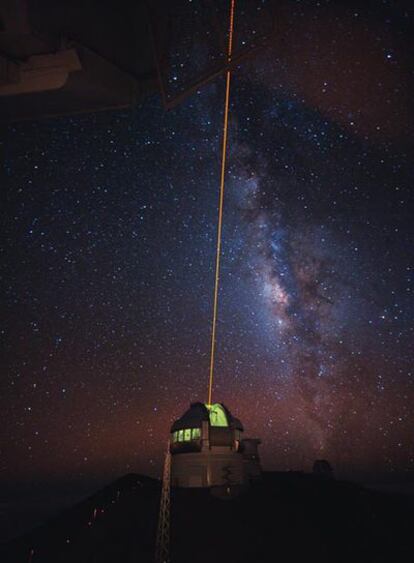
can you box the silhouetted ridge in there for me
[1,472,413,563]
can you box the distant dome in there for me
[312,459,334,479]
[171,402,243,432]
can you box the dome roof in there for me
[171,402,243,432]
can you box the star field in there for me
[1,0,413,491]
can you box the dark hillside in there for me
[1,472,413,563]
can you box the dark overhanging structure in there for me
[0,0,158,121]
[0,0,274,121]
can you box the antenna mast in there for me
[155,444,171,563]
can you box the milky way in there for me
[1,1,413,495]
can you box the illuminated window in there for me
[175,428,201,442]
[206,403,228,427]
[192,428,201,439]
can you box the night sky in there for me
[1,0,413,505]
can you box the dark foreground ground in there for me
[1,471,413,563]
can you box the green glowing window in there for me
[178,429,184,442]
[184,428,192,441]
[192,428,201,439]
[206,403,228,427]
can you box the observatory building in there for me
[170,402,261,488]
